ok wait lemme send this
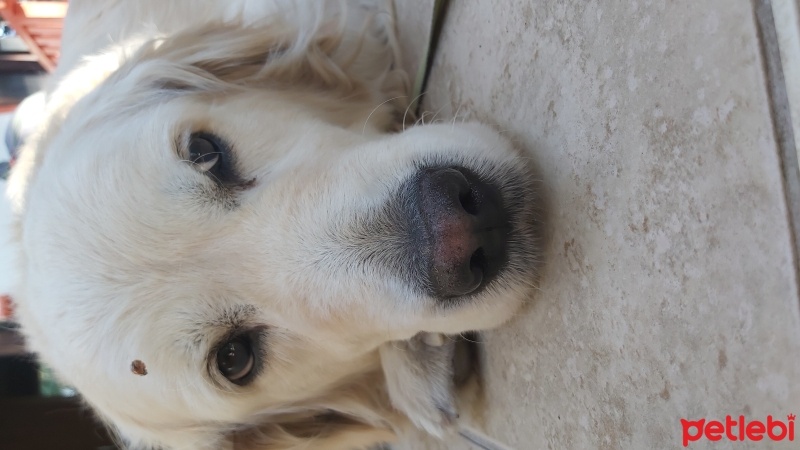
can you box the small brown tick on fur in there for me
[131,360,148,376]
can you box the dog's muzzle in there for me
[409,167,510,299]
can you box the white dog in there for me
[5,1,540,449]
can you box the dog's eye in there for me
[217,337,255,383]
[188,135,222,173]
[183,132,252,190]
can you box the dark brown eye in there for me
[217,337,254,383]
[188,135,222,172]
[184,132,251,188]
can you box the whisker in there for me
[457,332,481,344]
[451,104,464,129]
[362,95,406,136]
[402,91,427,131]
[428,104,447,125]
[178,155,226,185]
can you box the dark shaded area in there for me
[0,325,118,450]
[0,72,44,106]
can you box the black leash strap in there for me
[410,0,450,116]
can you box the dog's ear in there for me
[132,2,408,124]
[228,417,395,450]
[127,10,397,100]
[108,411,395,450]
[133,21,354,93]
[225,374,401,450]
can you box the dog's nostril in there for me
[459,188,479,215]
[469,247,486,273]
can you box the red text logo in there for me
[681,414,795,447]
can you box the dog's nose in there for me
[412,167,509,298]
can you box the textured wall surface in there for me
[398,1,800,449]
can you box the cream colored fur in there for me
[5,1,539,449]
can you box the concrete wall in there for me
[399,1,800,448]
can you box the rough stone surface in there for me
[397,1,800,449]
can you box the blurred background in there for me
[0,2,116,449]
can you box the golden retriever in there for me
[5,1,540,448]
